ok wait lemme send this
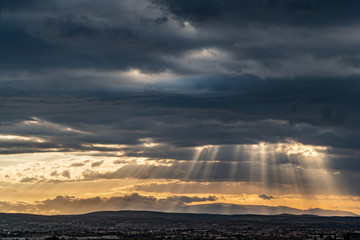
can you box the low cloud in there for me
[91,161,104,168]
[20,177,38,183]
[0,193,218,215]
[259,194,274,200]
[70,162,86,167]
[62,170,71,178]
[166,195,217,203]
[0,193,356,216]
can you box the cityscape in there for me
[0,211,360,240]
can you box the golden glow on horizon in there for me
[0,140,354,215]
[0,180,359,215]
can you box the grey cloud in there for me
[62,170,71,178]
[81,162,249,182]
[1,76,360,180]
[0,0,199,73]
[152,0,360,27]
[113,160,131,165]
[91,161,104,168]
[0,193,217,214]
[78,159,351,196]
[20,177,38,183]
[1,75,360,177]
[166,195,217,203]
[259,194,274,200]
[1,0,360,78]
[70,162,86,167]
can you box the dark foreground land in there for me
[0,211,360,240]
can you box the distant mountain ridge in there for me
[175,203,358,217]
[0,203,357,218]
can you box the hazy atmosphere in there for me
[1,0,360,216]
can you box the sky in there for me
[1,0,360,216]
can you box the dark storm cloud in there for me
[1,0,360,77]
[152,0,360,26]
[1,76,360,151]
[0,0,213,74]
